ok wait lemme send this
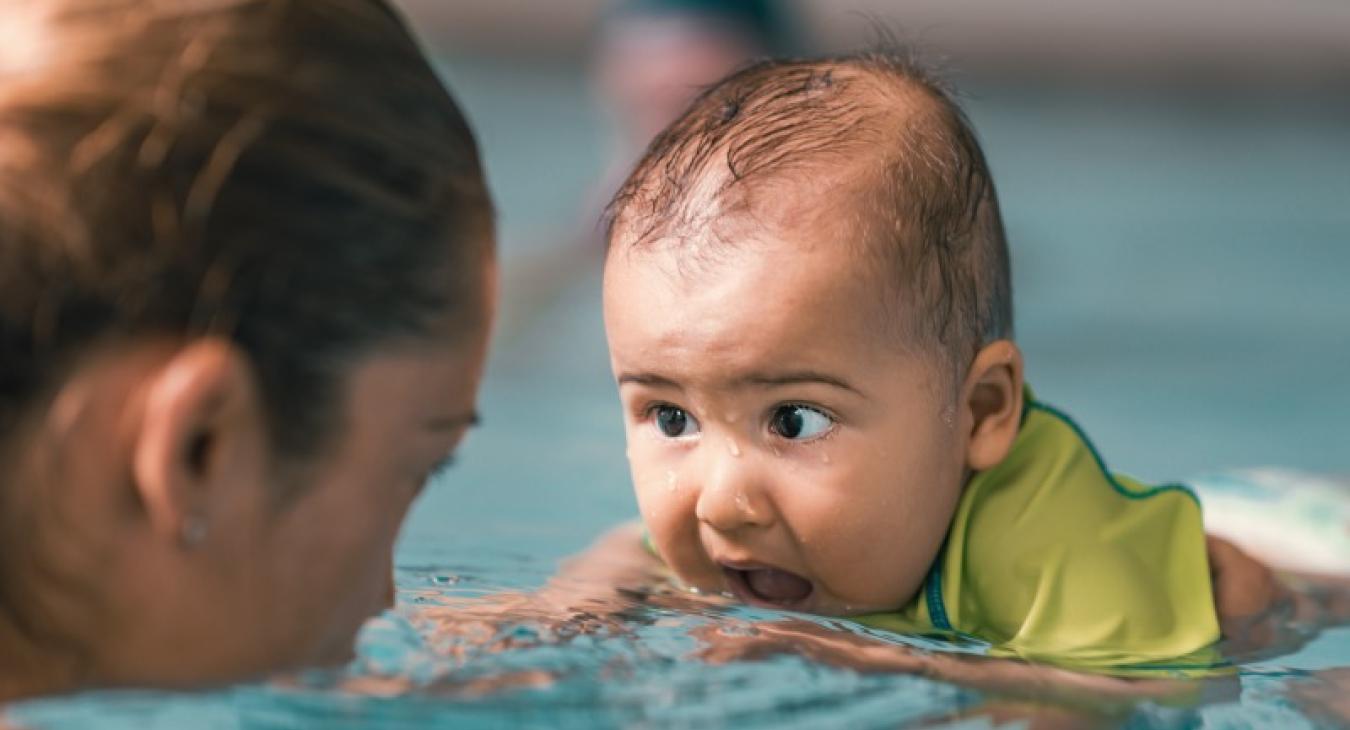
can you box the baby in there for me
[593,51,1269,671]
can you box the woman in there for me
[0,0,494,699]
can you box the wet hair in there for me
[0,0,493,460]
[606,48,1011,372]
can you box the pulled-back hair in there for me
[607,49,1011,371]
[0,0,493,458]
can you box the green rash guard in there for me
[855,390,1224,674]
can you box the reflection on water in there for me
[8,547,1346,729]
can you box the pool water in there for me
[7,74,1349,727]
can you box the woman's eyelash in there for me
[425,454,457,481]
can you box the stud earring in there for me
[181,516,208,547]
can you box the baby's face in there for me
[604,229,970,616]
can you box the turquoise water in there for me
[7,66,1349,728]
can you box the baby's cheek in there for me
[631,467,710,579]
[791,493,927,610]
[630,464,683,532]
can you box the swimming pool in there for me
[6,73,1348,728]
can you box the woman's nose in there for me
[693,446,775,533]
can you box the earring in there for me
[181,516,208,547]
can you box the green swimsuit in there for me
[855,390,1223,674]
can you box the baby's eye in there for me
[769,404,834,441]
[652,405,700,438]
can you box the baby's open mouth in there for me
[720,563,814,609]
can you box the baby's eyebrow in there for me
[734,371,863,396]
[617,372,681,389]
[617,370,864,397]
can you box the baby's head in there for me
[603,51,1024,615]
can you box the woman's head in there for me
[0,0,494,693]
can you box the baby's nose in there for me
[693,451,774,533]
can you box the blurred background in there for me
[389,0,1350,559]
[5,4,1347,727]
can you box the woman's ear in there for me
[960,340,1025,472]
[131,339,266,547]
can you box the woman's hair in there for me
[0,0,493,460]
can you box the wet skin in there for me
[604,223,1022,616]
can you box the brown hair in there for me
[607,49,1011,370]
[0,0,493,458]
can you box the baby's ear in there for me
[960,340,1024,472]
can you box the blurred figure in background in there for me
[589,0,797,241]
[594,0,794,176]
[499,0,796,338]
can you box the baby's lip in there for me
[718,559,815,611]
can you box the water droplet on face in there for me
[686,585,703,596]
[727,438,742,457]
[941,406,956,428]
[734,492,749,512]
[665,470,678,492]
[820,452,831,465]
